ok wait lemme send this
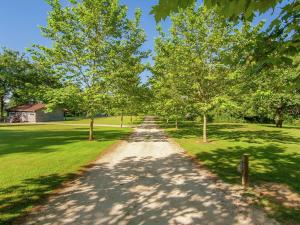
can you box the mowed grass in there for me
[0,124,132,225]
[163,121,300,223]
[61,115,143,126]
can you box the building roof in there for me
[7,103,46,112]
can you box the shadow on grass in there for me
[0,127,132,224]
[0,128,130,157]
[165,123,300,190]
[2,154,275,225]
[194,144,300,223]
[262,124,300,130]
[195,145,300,193]
[0,173,74,225]
[167,123,300,144]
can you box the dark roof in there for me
[7,103,46,112]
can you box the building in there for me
[7,103,64,123]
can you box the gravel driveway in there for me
[23,117,278,225]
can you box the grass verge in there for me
[0,124,132,224]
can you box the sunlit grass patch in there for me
[0,124,132,224]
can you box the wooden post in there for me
[242,154,249,189]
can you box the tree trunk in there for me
[276,119,283,128]
[121,111,124,128]
[0,95,4,122]
[203,114,207,143]
[89,117,94,141]
[175,117,178,129]
[130,115,133,124]
[275,107,283,128]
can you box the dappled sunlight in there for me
[0,126,130,156]
[164,120,300,223]
[195,145,300,192]
[0,125,133,224]
[167,123,300,145]
[255,183,300,209]
[23,154,274,225]
[21,117,275,225]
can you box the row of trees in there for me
[1,0,299,142]
[1,0,151,140]
[32,0,152,140]
[150,5,299,142]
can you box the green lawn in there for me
[163,121,300,223]
[0,124,132,225]
[61,115,143,126]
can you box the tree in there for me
[0,48,56,121]
[31,0,147,140]
[236,58,299,127]
[151,30,189,129]
[107,9,148,127]
[0,49,19,121]
[151,2,299,130]
[227,22,300,127]
[152,6,236,141]
[150,74,188,129]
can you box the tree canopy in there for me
[0,48,58,121]
[151,0,300,68]
[150,3,299,140]
[31,0,148,140]
[151,6,239,141]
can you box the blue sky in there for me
[0,0,288,82]
[0,0,168,82]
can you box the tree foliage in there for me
[31,0,147,140]
[225,20,300,127]
[151,3,299,135]
[152,0,287,22]
[151,0,300,69]
[151,6,236,141]
[0,48,58,121]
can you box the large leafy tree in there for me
[226,21,300,127]
[0,48,56,121]
[0,49,21,120]
[152,6,235,142]
[151,30,189,128]
[237,66,299,127]
[31,0,147,140]
[108,9,148,127]
[151,2,299,130]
